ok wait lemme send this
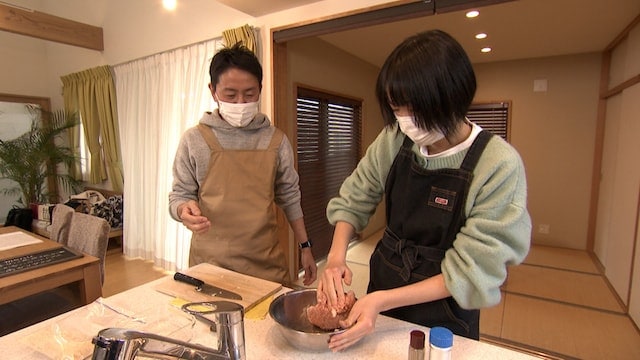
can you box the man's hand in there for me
[178,200,211,234]
[299,248,317,286]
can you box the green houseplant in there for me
[0,109,82,208]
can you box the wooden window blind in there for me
[296,87,362,260]
[466,101,510,141]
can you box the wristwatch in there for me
[299,240,312,249]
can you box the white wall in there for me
[474,54,601,249]
[0,0,394,111]
[0,31,48,97]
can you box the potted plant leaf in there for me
[0,108,82,228]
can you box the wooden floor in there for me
[103,237,640,360]
[102,246,168,298]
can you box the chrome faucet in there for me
[91,301,245,360]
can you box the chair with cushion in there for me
[67,211,110,284]
[49,204,75,245]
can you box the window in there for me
[466,101,510,141]
[78,120,97,181]
[296,87,362,260]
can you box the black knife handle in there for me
[174,272,204,287]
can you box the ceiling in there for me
[317,0,640,66]
[215,0,323,17]
[220,0,640,67]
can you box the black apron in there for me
[368,130,493,340]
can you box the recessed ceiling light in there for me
[163,0,177,11]
[475,33,487,39]
[481,47,492,53]
[466,10,479,18]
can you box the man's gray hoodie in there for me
[169,110,304,222]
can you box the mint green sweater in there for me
[327,124,532,309]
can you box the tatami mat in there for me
[523,244,600,274]
[504,264,624,312]
[483,244,638,359]
[500,294,640,360]
[479,292,505,338]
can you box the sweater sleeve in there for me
[168,128,208,221]
[274,134,304,221]
[442,138,532,309]
[326,127,404,231]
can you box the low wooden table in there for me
[0,226,102,306]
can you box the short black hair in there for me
[375,30,476,137]
[209,43,263,90]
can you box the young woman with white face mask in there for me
[317,30,531,351]
[169,44,317,286]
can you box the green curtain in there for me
[222,24,257,53]
[61,74,82,180]
[60,65,124,193]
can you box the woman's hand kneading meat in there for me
[325,291,387,352]
[307,291,356,330]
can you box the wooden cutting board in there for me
[154,263,282,311]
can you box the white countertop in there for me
[0,273,541,359]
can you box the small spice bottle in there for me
[408,330,425,360]
[429,327,453,360]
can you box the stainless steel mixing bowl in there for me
[268,288,346,352]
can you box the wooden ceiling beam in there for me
[0,3,103,51]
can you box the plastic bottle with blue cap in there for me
[429,327,453,360]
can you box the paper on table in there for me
[18,297,196,359]
[0,231,43,251]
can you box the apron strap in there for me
[197,124,223,151]
[401,134,414,149]
[381,227,446,281]
[268,128,284,151]
[460,130,493,172]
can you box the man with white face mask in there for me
[169,43,317,286]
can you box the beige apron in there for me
[189,124,289,284]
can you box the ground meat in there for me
[306,291,356,330]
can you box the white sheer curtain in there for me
[113,38,223,271]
